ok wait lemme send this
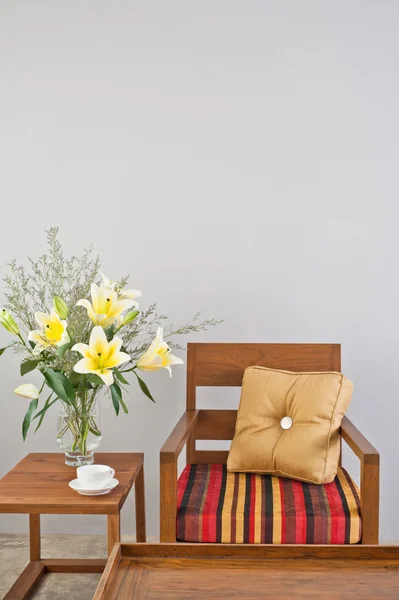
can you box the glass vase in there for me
[57,391,102,466]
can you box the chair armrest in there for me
[160,410,200,460]
[340,416,379,465]
[160,410,199,542]
[340,416,380,544]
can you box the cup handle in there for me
[109,468,115,480]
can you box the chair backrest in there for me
[186,343,341,464]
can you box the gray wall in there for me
[0,1,398,542]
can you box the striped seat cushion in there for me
[177,464,362,544]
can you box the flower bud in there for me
[122,310,139,325]
[0,309,19,335]
[53,296,68,319]
[14,383,40,399]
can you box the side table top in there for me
[0,452,143,515]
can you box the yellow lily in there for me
[77,283,137,329]
[72,325,131,386]
[136,327,183,376]
[101,273,142,302]
[28,310,70,349]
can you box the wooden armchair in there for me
[160,343,379,545]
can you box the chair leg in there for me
[135,463,146,542]
[160,456,177,542]
[361,460,380,544]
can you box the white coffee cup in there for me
[77,464,115,490]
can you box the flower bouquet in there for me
[0,228,220,465]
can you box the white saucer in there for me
[69,478,119,496]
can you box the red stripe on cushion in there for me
[324,479,345,544]
[292,479,307,544]
[249,474,256,543]
[201,464,223,543]
[186,465,208,542]
[230,474,240,543]
[282,478,296,544]
[279,478,287,544]
[177,463,190,509]
[309,481,327,544]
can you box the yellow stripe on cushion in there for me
[320,482,331,545]
[221,471,235,543]
[235,473,246,543]
[272,476,282,544]
[337,468,361,544]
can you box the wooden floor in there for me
[94,544,399,600]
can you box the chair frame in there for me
[160,343,380,545]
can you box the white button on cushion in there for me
[280,416,293,430]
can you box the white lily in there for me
[136,327,183,376]
[77,283,137,329]
[119,288,142,301]
[101,273,142,302]
[100,272,116,289]
[72,326,131,386]
[28,310,70,348]
[14,383,40,399]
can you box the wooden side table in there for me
[0,452,146,600]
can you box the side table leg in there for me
[135,463,146,542]
[107,514,121,556]
[3,515,44,599]
[29,514,41,561]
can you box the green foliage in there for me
[133,371,155,402]
[110,382,121,415]
[86,374,104,387]
[165,312,224,350]
[56,342,74,357]
[118,395,128,414]
[43,368,76,406]
[1,227,223,440]
[33,394,57,432]
[120,304,222,360]
[21,359,39,376]
[22,398,38,440]
[110,382,129,415]
[4,228,100,340]
[68,371,83,388]
[114,368,129,385]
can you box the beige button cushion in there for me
[227,366,353,485]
